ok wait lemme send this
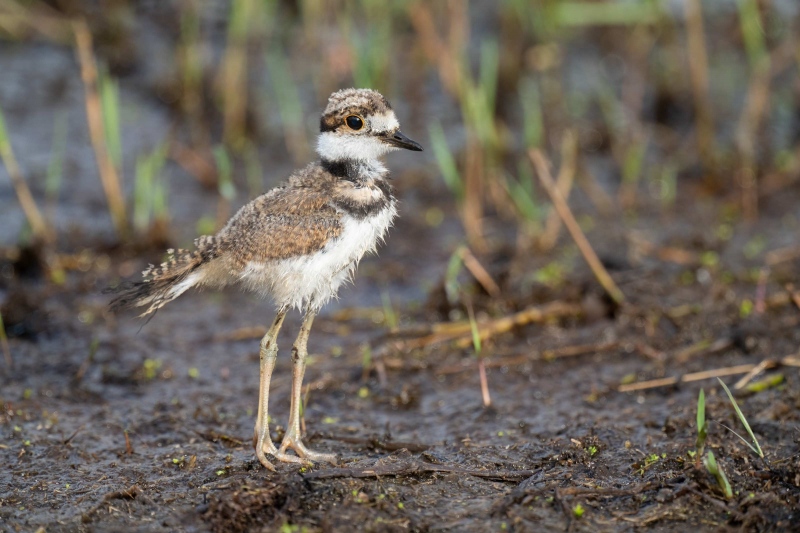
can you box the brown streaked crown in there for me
[319,88,393,132]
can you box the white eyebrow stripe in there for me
[369,112,399,133]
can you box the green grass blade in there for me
[717,378,764,458]
[213,145,236,201]
[429,122,462,201]
[444,245,465,305]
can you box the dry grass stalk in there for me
[73,19,128,238]
[217,0,258,149]
[619,355,800,392]
[170,141,217,188]
[462,137,486,251]
[529,148,626,305]
[539,130,578,251]
[733,359,776,390]
[402,301,582,351]
[407,1,467,99]
[683,0,715,175]
[0,0,72,43]
[452,301,583,350]
[458,246,500,297]
[0,115,51,243]
[735,63,771,221]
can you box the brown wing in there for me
[217,183,343,267]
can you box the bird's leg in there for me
[275,309,337,465]
[253,308,303,469]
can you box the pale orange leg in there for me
[253,308,304,469]
[275,309,337,465]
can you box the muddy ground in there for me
[2,3,800,532]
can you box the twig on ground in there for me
[530,148,625,305]
[619,355,800,392]
[733,359,776,390]
[400,301,582,351]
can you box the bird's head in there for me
[317,88,423,162]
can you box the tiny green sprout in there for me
[13,426,21,432]
[468,308,482,355]
[588,445,598,456]
[172,458,180,464]
[739,299,754,318]
[322,416,338,424]
[66,483,70,489]
[299,466,307,474]
[700,251,719,268]
[497,431,505,437]
[358,387,369,399]
[187,367,199,379]
[500,522,508,530]
[696,389,707,461]
[545,496,554,504]
[397,502,404,510]
[573,503,584,518]
[216,469,226,476]
[24,440,31,446]
[704,450,733,499]
[143,359,162,380]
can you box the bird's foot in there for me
[276,433,338,465]
[254,427,307,470]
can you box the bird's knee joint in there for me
[290,346,303,363]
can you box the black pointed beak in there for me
[382,130,423,151]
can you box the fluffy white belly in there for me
[240,204,396,310]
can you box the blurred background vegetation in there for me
[0,0,798,309]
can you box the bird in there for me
[110,88,423,470]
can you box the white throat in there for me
[317,132,397,161]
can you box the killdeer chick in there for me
[110,88,422,470]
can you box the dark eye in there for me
[345,115,364,130]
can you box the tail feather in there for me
[109,236,219,317]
